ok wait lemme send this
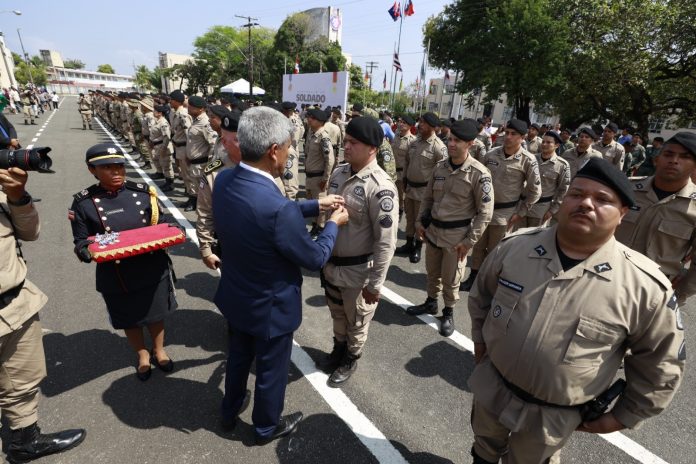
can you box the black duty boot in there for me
[406,296,438,316]
[440,307,454,337]
[160,178,175,192]
[24,120,28,125]
[409,240,423,263]
[316,337,348,372]
[7,422,86,463]
[141,161,152,170]
[459,270,478,292]
[328,352,360,388]
[151,172,165,180]
[82,124,86,130]
[184,196,198,212]
[471,447,498,464]
[89,124,93,130]
[396,236,414,255]
[31,120,36,125]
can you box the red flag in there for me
[387,2,401,21]
[404,0,414,16]
[294,55,300,74]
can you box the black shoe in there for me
[439,307,454,337]
[396,236,414,255]
[221,389,251,431]
[254,412,303,446]
[136,363,152,381]
[151,172,164,180]
[160,179,175,192]
[316,338,348,372]
[82,126,86,130]
[141,162,152,170]
[7,423,86,464]
[89,125,93,130]
[409,240,423,263]
[184,197,197,212]
[150,350,174,373]
[459,270,478,292]
[328,353,360,388]
[31,121,36,125]
[405,297,438,316]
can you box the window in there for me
[428,102,439,112]
[502,106,514,122]
[648,117,665,133]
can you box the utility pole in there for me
[236,15,259,101]
[365,61,378,93]
[16,28,34,87]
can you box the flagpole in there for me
[388,42,396,109]
[419,38,430,115]
[390,3,404,110]
[449,70,459,119]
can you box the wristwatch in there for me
[6,192,32,206]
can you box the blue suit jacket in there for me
[212,165,338,339]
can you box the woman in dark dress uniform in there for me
[69,143,177,381]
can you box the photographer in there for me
[0,167,85,463]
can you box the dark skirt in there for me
[102,276,177,329]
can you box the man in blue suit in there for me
[213,106,349,445]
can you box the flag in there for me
[444,69,450,84]
[429,79,434,95]
[294,55,299,74]
[420,58,426,82]
[364,71,370,82]
[404,0,415,16]
[383,71,387,89]
[393,51,402,73]
[415,76,420,92]
[399,76,403,92]
[388,2,401,21]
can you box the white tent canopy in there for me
[220,78,265,95]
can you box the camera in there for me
[0,147,54,173]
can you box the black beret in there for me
[440,119,452,128]
[331,107,342,114]
[351,103,364,113]
[476,117,485,124]
[665,132,696,158]
[221,111,240,132]
[85,143,126,166]
[543,130,563,145]
[450,119,479,142]
[346,116,384,147]
[209,105,229,120]
[560,127,572,135]
[281,101,296,110]
[420,112,441,128]
[79,92,84,96]
[605,122,619,133]
[401,115,415,126]
[653,136,664,143]
[575,158,635,207]
[188,95,207,108]
[578,127,596,139]
[154,104,168,113]
[307,108,329,122]
[507,119,528,135]
[530,123,541,130]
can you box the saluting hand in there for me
[576,413,625,434]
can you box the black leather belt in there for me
[151,140,163,146]
[173,141,186,147]
[537,195,554,203]
[329,253,373,266]
[0,281,24,309]
[501,376,576,410]
[431,218,472,229]
[189,158,208,165]
[407,180,428,188]
[306,171,325,178]
[494,200,519,210]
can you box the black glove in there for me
[75,243,93,263]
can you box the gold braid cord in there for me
[149,186,159,225]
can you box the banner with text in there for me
[282,71,349,110]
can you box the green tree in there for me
[14,61,47,86]
[63,59,86,69]
[424,0,570,124]
[97,64,115,74]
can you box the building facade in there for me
[46,67,134,94]
[158,52,193,93]
[0,32,17,89]
[40,49,64,68]
[300,7,343,45]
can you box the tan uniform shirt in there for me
[150,116,171,148]
[141,112,155,139]
[211,137,227,162]
[527,153,571,219]
[560,146,602,178]
[391,131,416,180]
[482,146,542,225]
[324,160,398,293]
[119,102,129,127]
[417,156,493,249]
[404,133,448,201]
[186,113,216,161]
[304,126,335,184]
[325,120,343,151]
[469,226,684,428]
[289,113,305,150]
[0,194,47,337]
[470,138,487,163]
[78,95,92,113]
[477,130,492,151]
[593,140,626,170]
[282,146,300,200]
[615,177,696,302]
[196,158,235,257]
[525,135,542,154]
[171,105,192,147]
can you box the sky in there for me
[0,0,451,91]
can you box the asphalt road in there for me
[3,98,693,464]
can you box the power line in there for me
[235,14,259,99]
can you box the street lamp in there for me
[0,9,21,88]
[16,28,35,87]
[0,10,21,15]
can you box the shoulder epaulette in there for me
[125,180,149,193]
[72,184,100,202]
[204,159,224,174]
[623,248,672,290]
[500,227,544,242]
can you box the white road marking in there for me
[94,117,408,463]
[378,289,669,464]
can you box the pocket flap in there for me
[575,317,623,345]
[657,220,692,240]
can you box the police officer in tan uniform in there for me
[184,96,217,211]
[208,105,229,163]
[304,108,335,235]
[392,115,416,216]
[616,132,696,305]
[406,119,493,337]
[593,122,626,171]
[398,112,448,263]
[461,119,542,291]
[169,90,192,193]
[0,167,85,462]
[521,131,571,227]
[377,137,397,182]
[280,102,301,200]
[78,92,93,130]
[560,127,602,177]
[525,123,542,154]
[139,98,156,170]
[476,118,492,152]
[468,158,684,464]
[197,111,240,269]
[150,104,175,192]
[325,111,343,157]
[282,102,304,153]
[319,117,398,387]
